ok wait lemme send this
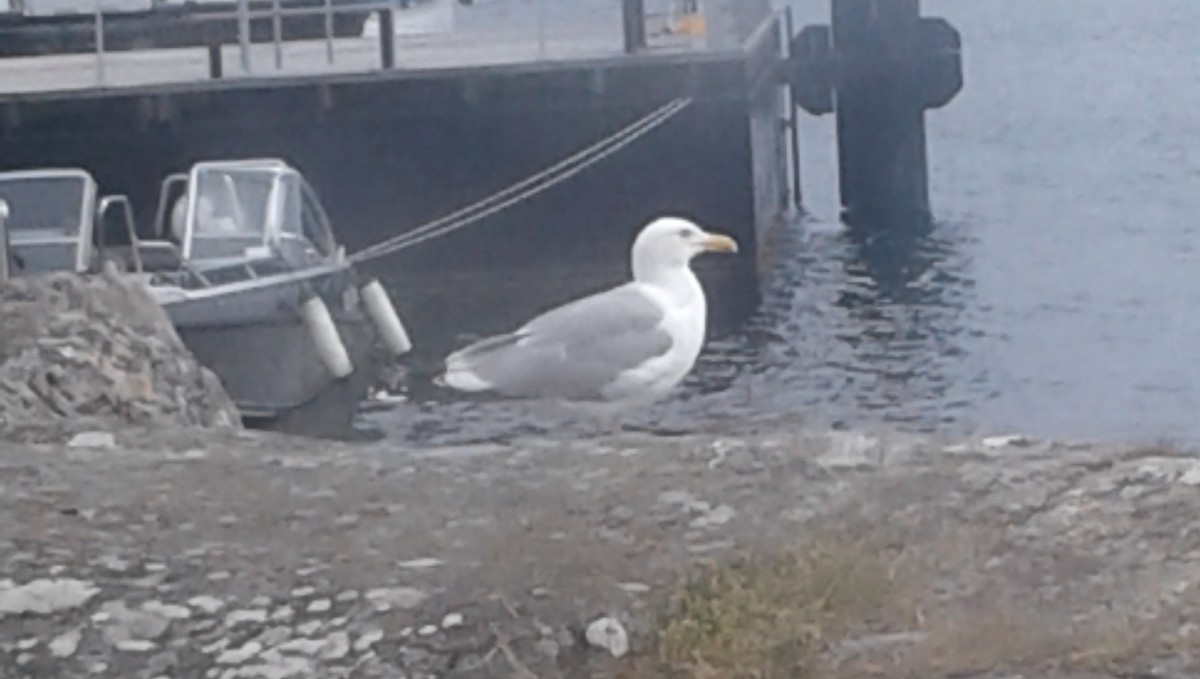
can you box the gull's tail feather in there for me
[438,333,523,392]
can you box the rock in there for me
[143,600,192,620]
[49,628,83,657]
[441,612,464,629]
[98,600,173,644]
[586,616,629,658]
[17,637,38,650]
[68,431,116,449]
[353,629,384,653]
[398,558,443,570]
[256,626,294,648]
[364,586,426,611]
[418,624,438,636]
[225,609,268,627]
[217,640,263,664]
[690,504,737,529]
[0,578,100,617]
[275,638,327,656]
[306,598,331,613]
[815,432,879,470]
[297,620,323,637]
[188,595,225,614]
[318,632,350,660]
[0,272,240,431]
[290,586,315,598]
[115,639,156,653]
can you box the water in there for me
[369,0,1200,447]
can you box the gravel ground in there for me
[3,424,1200,678]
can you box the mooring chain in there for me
[348,97,693,264]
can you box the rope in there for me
[348,96,692,264]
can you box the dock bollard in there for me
[787,0,962,226]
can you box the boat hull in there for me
[162,264,381,436]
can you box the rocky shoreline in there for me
[2,424,1199,678]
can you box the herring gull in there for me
[438,216,738,424]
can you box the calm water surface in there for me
[370,0,1200,446]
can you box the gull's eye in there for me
[677,228,692,239]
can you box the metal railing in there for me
[75,0,659,87]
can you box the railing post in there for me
[323,0,334,64]
[208,43,224,79]
[272,0,283,69]
[93,0,106,85]
[535,0,546,59]
[378,7,395,69]
[621,0,645,54]
[237,0,252,74]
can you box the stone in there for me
[217,640,263,664]
[68,431,117,449]
[143,600,192,620]
[256,626,294,647]
[0,273,240,430]
[49,628,83,657]
[115,639,157,653]
[586,616,629,658]
[225,609,268,627]
[441,612,464,629]
[98,600,173,644]
[188,595,225,614]
[0,578,100,617]
[365,586,426,611]
[398,558,443,570]
[353,629,384,653]
[418,624,438,636]
[318,632,351,660]
[306,598,331,613]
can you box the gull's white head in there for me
[630,216,739,281]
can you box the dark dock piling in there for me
[788,0,962,226]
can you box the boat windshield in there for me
[0,174,89,240]
[184,164,338,262]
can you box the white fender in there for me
[300,295,354,379]
[360,279,413,357]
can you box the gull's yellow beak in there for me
[701,232,739,254]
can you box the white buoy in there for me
[300,295,354,379]
[360,279,413,357]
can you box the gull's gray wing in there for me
[443,284,673,401]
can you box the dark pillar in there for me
[622,0,646,54]
[207,44,223,79]
[379,8,395,69]
[833,0,927,223]
[787,0,962,227]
